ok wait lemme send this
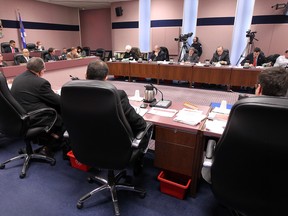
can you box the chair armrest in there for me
[132,122,154,148]
[27,108,58,133]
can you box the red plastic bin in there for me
[67,150,91,171]
[157,171,191,199]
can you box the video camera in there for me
[174,32,193,42]
[246,29,257,38]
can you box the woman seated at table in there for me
[66,47,80,60]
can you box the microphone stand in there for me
[150,84,172,108]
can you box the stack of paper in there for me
[173,108,207,126]
[148,107,178,117]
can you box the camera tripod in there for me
[178,41,190,62]
[236,39,256,66]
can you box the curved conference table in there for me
[1,57,262,88]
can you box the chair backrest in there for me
[211,96,288,215]
[160,46,170,61]
[131,47,141,59]
[41,50,49,60]
[61,80,135,170]
[26,43,36,51]
[1,42,10,53]
[14,54,24,65]
[0,72,29,137]
[82,46,90,56]
[95,48,105,60]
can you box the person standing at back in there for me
[191,36,203,57]
[36,41,45,51]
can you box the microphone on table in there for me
[149,83,172,108]
[69,75,79,80]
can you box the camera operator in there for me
[149,45,166,61]
[241,47,266,67]
[192,36,203,57]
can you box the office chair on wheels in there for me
[61,80,154,216]
[0,72,57,178]
[202,96,288,216]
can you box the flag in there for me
[18,12,26,48]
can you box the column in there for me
[139,0,151,53]
[230,0,255,66]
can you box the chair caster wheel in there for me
[19,173,26,179]
[0,164,5,169]
[77,202,83,209]
[50,160,56,166]
[139,192,146,198]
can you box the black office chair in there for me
[0,72,57,178]
[1,42,10,53]
[26,43,36,51]
[202,96,288,216]
[82,46,90,56]
[41,50,49,60]
[14,53,24,65]
[61,80,154,216]
[160,46,170,61]
[95,48,105,60]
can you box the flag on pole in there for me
[18,12,26,48]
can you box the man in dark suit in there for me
[11,57,66,156]
[44,47,59,62]
[14,48,30,65]
[4,40,19,53]
[210,46,230,65]
[241,47,266,67]
[85,60,147,138]
[149,45,166,61]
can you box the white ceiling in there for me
[36,0,133,10]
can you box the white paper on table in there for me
[148,107,178,117]
[205,119,227,134]
[128,96,143,102]
[132,106,148,117]
[212,107,230,115]
[173,108,207,126]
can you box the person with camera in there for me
[210,46,230,65]
[240,47,266,67]
[191,36,202,57]
[149,45,166,61]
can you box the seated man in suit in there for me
[123,45,137,60]
[85,60,148,151]
[241,47,266,67]
[4,40,19,53]
[149,45,166,61]
[44,47,59,62]
[15,48,30,65]
[11,57,67,156]
[210,46,230,65]
[183,47,199,63]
